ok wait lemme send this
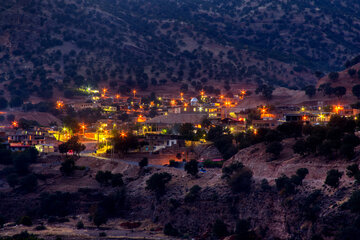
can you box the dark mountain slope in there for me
[0,0,360,100]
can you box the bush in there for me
[276,175,295,195]
[20,174,37,192]
[184,159,198,176]
[228,167,253,193]
[60,156,76,175]
[139,157,148,168]
[6,173,19,188]
[346,164,360,183]
[163,223,179,236]
[346,190,360,213]
[325,169,343,188]
[184,185,201,203]
[19,216,32,226]
[266,141,283,159]
[146,172,172,196]
[34,225,46,230]
[40,192,72,217]
[93,210,107,227]
[76,221,84,229]
[212,219,228,238]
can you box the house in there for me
[7,129,46,145]
[69,102,101,111]
[143,113,207,133]
[253,119,279,129]
[143,134,185,152]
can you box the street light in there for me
[56,100,64,109]
[133,89,137,98]
[12,121,18,128]
[80,123,86,135]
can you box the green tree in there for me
[179,123,195,140]
[328,72,339,81]
[139,157,148,168]
[352,85,360,99]
[304,85,316,98]
[212,219,228,238]
[184,159,198,176]
[325,169,343,188]
[266,141,283,159]
[146,172,172,196]
[0,97,8,109]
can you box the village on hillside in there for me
[1,85,359,167]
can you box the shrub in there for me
[293,139,307,156]
[163,223,179,236]
[346,164,360,183]
[111,173,124,187]
[60,156,76,175]
[146,173,172,196]
[325,169,343,188]
[19,216,32,226]
[346,190,360,213]
[276,175,295,195]
[40,192,72,217]
[184,185,201,203]
[20,174,38,192]
[139,157,148,168]
[34,225,46,230]
[76,221,84,229]
[212,219,228,238]
[93,210,107,227]
[261,179,271,191]
[184,159,198,176]
[228,167,253,193]
[266,141,283,159]
[6,173,19,188]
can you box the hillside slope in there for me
[1,0,360,101]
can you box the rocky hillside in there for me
[1,0,360,101]
[1,148,360,239]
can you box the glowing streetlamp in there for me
[56,100,64,109]
[121,131,127,138]
[170,99,176,106]
[116,94,120,99]
[133,89,137,98]
[12,121,18,128]
[260,106,267,114]
[241,90,246,95]
[180,92,184,101]
[80,123,86,135]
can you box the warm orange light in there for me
[220,95,224,99]
[116,94,120,99]
[333,105,343,113]
[180,92,184,96]
[170,100,176,106]
[12,121,18,128]
[121,132,127,138]
[259,106,267,114]
[56,100,64,109]
[137,115,146,123]
[184,103,188,107]
[241,90,246,95]
[102,88,107,94]
[200,90,205,96]
[302,115,308,121]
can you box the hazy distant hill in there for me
[1,0,360,100]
